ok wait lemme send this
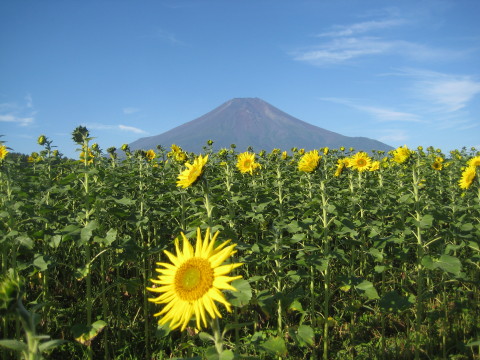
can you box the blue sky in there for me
[1,0,479,158]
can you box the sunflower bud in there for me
[37,135,46,146]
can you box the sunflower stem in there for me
[211,317,224,355]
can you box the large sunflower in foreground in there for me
[459,166,476,190]
[349,151,372,172]
[298,150,321,172]
[236,152,261,174]
[147,228,242,331]
[176,154,208,188]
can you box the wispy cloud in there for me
[0,114,34,126]
[377,129,409,143]
[0,96,36,126]
[317,18,405,37]
[397,68,480,112]
[293,12,461,66]
[118,125,146,134]
[321,97,422,122]
[154,29,184,45]
[86,123,147,134]
[123,107,140,115]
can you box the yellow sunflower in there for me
[334,158,348,177]
[349,152,372,172]
[432,160,443,171]
[176,154,208,188]
[392,145,413,164]
[459,166,476,190]
[147,228,242,331]
[298,150,321,172]
[369,160,380,172]
[467,156,480,167]
[236,152,261,174]
[0,145,8,160]
[79,150,94,165]
[145,149,156,161]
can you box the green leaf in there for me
[227,279,252,307]
[261,336,287,356]
[355,280,379,300]
[198,332,214,343]
[379,291,413,313]
[296,325,314,347]
[219,349,234,360]
[0,339,28,352]
[435,255,462,276]
[466,339,480,347]
[71,320,106,345]
[38,339,65,352]
[16,235,34,249]
[80,220,98,246]
[33,254,52,271]
[289,299,304,312]
[419,214,434,229]
[421,255,435,270]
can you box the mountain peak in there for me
[129,98,393,153]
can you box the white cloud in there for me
[294,37,458,65]
[86,123,147,134]
[320,97,422,122]
[123,107,140,115]
[0,96,35,126]
[377,129,409,143]
[118,125,147,134]
[0,114,34,126]
[398,69,480,112]
[318,18,405,37]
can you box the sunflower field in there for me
[0,127,479,360]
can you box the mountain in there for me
[129,98,393,153]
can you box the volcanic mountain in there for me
[129,98,393,153]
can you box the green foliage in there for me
[0,137,479,359]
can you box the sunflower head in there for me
[298,150,321,172]
[176,154,208,188]
[392,145,413,164]
[145,149,156,161]
[432,160,443,171]
[349,152,372,172]
[0,145,9,161]
[147,228,243,331]
[369,160,380,172]
[236,152,261,174]
[459,166,476,190]
[467,156,480,167]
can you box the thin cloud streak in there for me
[317,18,405,37]
[123,107,140,115]
[85,123,147,134]
[397,68,480,112]
[320,97,422,122]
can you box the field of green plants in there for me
[0,127,479,360]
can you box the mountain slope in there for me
[129,98,393,153]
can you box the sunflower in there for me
[392,145,413,164]
[145,149,156,161]
[334,158,348,177]
[176,154,208,188]
[79,150,94,165]
[147,228,242,331]
[236,152,261,174]
[432,160,443,171]
[0,145,8,160]
[459,166,476,190]
[467,156,480,167]
[349,152,372,172]
[298,150,321,172]
[369,160,380,172]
